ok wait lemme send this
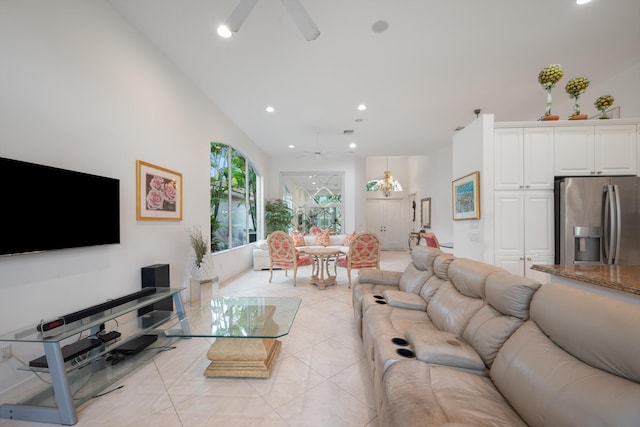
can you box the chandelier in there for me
[366,159,403,197]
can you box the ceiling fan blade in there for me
[280,0,320,41]
[226,0,258,32]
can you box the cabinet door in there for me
[494,128,524,190]
[554,127,594,176]
[525,256,554,284]
[595,125,637,175]
[495,255,525,277]
[494,192,524,256]
[524,191,554,257]
[524,128,554,189]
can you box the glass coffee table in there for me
[164,296,301,378]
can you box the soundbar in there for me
[37,288,158,332]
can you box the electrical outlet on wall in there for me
[1,343,11,360]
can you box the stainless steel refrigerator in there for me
[555,176,640,265]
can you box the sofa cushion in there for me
[409,245,442,271]
[427,282,484,336]
[255,239,268,250]
[447,258,503,299]
[491,321,640,427]
[433,253,455,280]
[358,268,402,286]
[418,274,447,303]
[405,329,485,373]
[485,271,540,320]
[381,361,527,427]
[530,282,640,383]
[398,263,430,293]
[383,290,427,311]
[462,305,523,368]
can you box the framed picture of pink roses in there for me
[136,160,182,221]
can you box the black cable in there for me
[93,385,124,398]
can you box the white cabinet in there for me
[495,127,554,190]
[554,124,637,176]
[366,199,405,250]
[494,191,554,282]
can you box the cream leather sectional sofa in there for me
[353,245,640,426]
[252,233,349,270]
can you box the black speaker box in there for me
[138,264,173,320]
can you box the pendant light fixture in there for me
[366,158,403,197]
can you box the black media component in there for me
[29,337,102,368]
[111,334,158,356]
[0,156,120,256]
[99,331,122,343]
[139,264,172,321]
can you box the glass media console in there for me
[0,287,187,426]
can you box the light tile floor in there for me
[1,251,412,427]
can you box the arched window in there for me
[210,142,257,252]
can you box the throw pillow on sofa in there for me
[290,230,306,246]
[344,231,356,246]
[315,230,331,246]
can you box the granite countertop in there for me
[531,264,640,296]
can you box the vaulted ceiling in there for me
[110,0,640,158]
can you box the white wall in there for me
[552,61,640,120]
[452,115,494,261]
[0,1,267,337]
[407,146,454,244]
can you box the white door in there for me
[366,199,405,250]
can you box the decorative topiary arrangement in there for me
[538,64,564,120]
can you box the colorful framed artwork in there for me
[421,197,431,228]
[136,160,182,221]
[452,171,480,220]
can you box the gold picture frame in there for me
[421,197,431,228]
[452,171,480,220]
[136,160,182,221]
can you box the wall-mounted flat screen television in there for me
[0,156,120,256]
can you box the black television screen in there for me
[0,157,120,256]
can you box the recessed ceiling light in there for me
[371,20,389,33]
[349,142,357,149]
[288,145,295,149]
[265,106,275,113]
[217,25,232,38]
[576,0,592,4]
[357,104,367,111]
[355,118,364,122]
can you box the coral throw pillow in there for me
[344,231,357,246]
[315,230,331,246]
[290,230,306,247]
[309,225,322,235]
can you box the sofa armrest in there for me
[383,290,427,311]
[406,328,486,373]
[358,268,402,286]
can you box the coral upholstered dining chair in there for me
[422,232,440,249]
[267,231,313,286]
[335,231,381,289]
